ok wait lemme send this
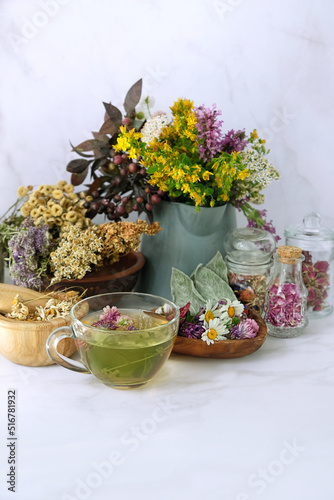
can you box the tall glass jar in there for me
[225,227,276,314]
[264,246,308,338]
[284,213,334,318]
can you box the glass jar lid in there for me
[284,213,334,244]
[225,227,276,265]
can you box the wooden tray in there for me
[172,311,267,359]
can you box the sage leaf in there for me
[205,251,228,283]
[193,266,236,303]
[171,268,205,315]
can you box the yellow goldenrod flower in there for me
[202,171,213,181]
[238,169,249,181]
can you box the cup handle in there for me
[46,326,89,374]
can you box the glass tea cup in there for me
[46,292,180,389]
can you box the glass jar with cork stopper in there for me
[264,245,308,338]
[284,213,334,318]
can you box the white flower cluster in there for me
[237,149,280,204]
[200,299,244,345]
[140,113,169,145]
[50,226,103,283]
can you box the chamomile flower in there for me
[199,300,223,325]
[201,318,228,345]
[220,298,244,318]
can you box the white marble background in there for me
[0,0,333,237]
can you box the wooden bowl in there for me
[0,284,76,367]
[42,251,145,297]
[172,311,267,359]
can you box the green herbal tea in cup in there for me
[46,292,180,389]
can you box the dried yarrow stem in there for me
[49,220,160,283]
[7,290,80,321]
[97,220,161,264]
[50,225,103,283]
[18,181,91,233]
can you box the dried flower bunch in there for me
[302,251,330,312]
[6,290,80,321]
[49,220,160,284]
[18,182,91,234]
[66,79,280,234]
[0,182,160,289]
[97,220,161,264]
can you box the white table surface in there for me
[1,306,334,500]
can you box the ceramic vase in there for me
[136,202,237,300]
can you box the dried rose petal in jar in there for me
[264,246,308,338]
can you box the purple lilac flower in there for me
[266,283,303,327]
[8,217,50,289]
[247,209,281,243]
[195,104,224,161]
[221,129,248,154]
[229,318,259,339]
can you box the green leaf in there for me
[205,251,228,283]
[124,79,142,115]
[171,268,205,315]
[193,266,236,303]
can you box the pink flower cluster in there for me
[266,283,303,327]
[91,306,136,330]
[229,319,259,339]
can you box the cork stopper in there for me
[278,245,302,264]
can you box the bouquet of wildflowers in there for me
[66,80,280,236]
[115,98,280,234]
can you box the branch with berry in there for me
[66,79,163,223]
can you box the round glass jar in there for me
[285,213,334,318]
[224,227,276,314]
[264,246,308,338]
